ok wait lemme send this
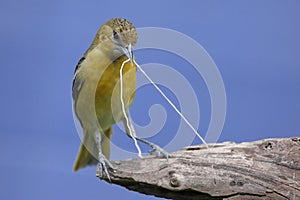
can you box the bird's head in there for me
[88,18,138,64]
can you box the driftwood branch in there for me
[97,137,300,199]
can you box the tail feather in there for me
[73,133,98,171]
[73,144,98,171]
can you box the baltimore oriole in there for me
[72,18,168,179]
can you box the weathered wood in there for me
[97,137,300,199]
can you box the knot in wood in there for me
[170,176,181,187]
[169,171,181,187]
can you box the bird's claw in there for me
[134,137,170,158]
[96,154,115,182]
[148,145,170,158]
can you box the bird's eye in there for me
[112,30,119,40]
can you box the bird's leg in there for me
[122,115,169,158]
[94,132,114,181]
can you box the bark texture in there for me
[97,137,300,200]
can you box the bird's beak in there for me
[122,44,133,65]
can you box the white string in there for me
[120,59,143,158]
[134,60,209,149]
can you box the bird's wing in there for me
[72,57,86,103]
[72,56,100,171]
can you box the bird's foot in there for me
[96,154,115,182]
[134,137,170,158]
[148,144,170,158]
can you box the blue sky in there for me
[0,1,299,199]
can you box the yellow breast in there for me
[95,55,136,130]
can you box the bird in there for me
[72,18,168,179]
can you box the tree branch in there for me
[97,137,300,199]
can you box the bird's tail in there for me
[73,127,113,171]
[73,132,98,171]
